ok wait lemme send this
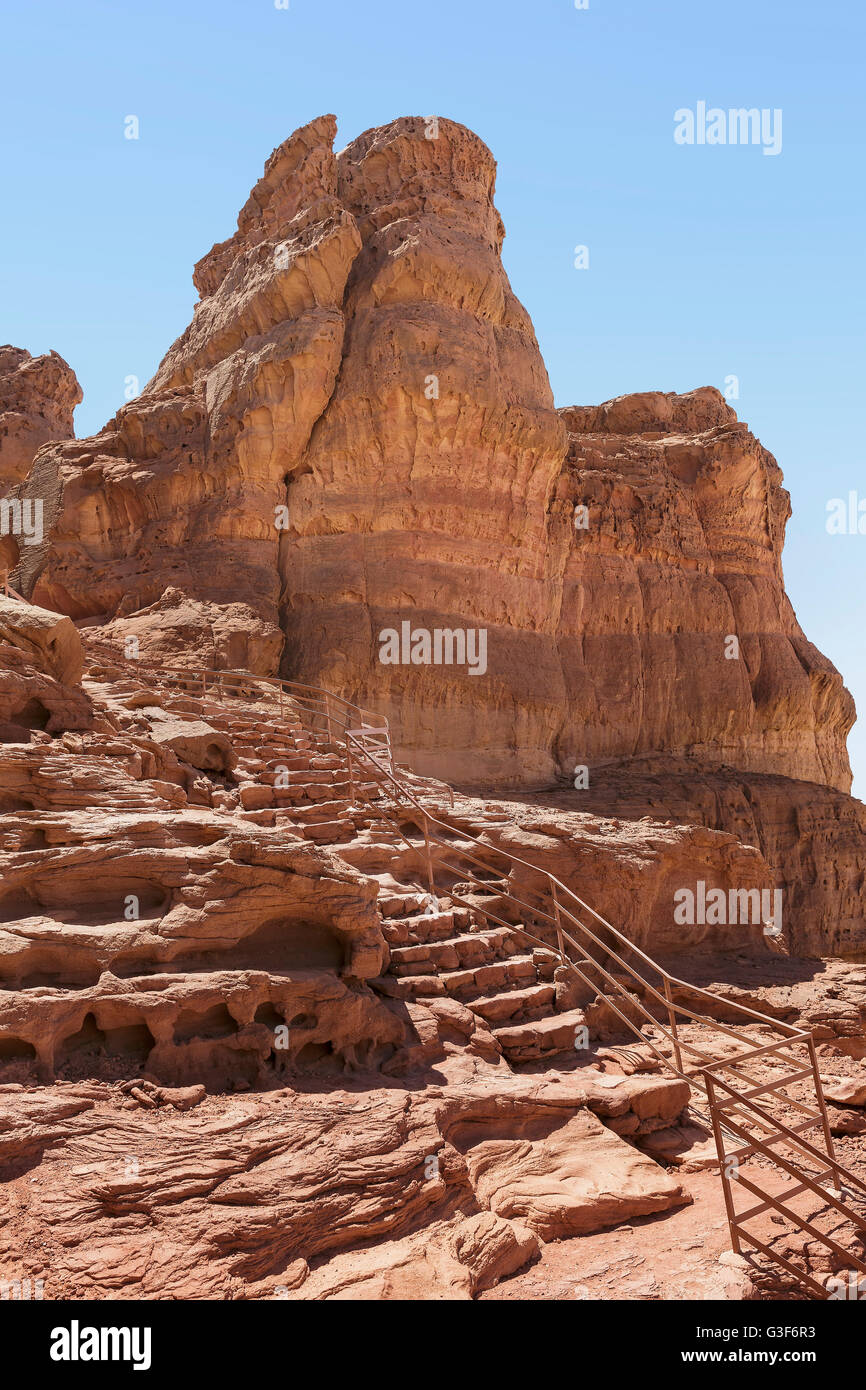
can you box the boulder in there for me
[0,594,83,685]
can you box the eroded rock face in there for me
[554,390,853,794]
[15,115,359,671]
[521,762,866,959]
[0,346,80,491]
[0,595,91,744]
[279,118,566,788]
[13,118,853,808]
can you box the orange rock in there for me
[0,345,80,490]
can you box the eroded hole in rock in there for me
[104,1022,154,1061]
[9,699,50,731]
[16,962,102,990]
[0,795,37,810]
[0,880,168,926]
[285,1011,317,1029]
[253,1002,285,1030]
[293,1041,343,1073]
[20,828,47,849]
[0,1035,37,1062]
[174,1003,236,1043]
[167,919,344,974]
[64,880,168,925]
[170,824,227,848]
[56,1013,106,1065]
[0,887,42,922]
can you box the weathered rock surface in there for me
[554,391,853,794]
[2,114,866,1301]
[0,642,863,1299]
[517,762,866,958]
[0,593,82,686]
[8,120,859,937]
[0,595,91,745]
[0,1072,691,1300]
[13,116,358,674]
[0,345,80,491]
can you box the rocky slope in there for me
[1,597,864,1300]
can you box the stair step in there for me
[301,820,356,845]
[288,801,353,824]
[492,1007,588,1061]
[388,928,521,973]
[381,909,473,947]
[382,911,461,946]
[438,954,538,996]
[468,981,555,1025]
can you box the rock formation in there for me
[9,118,854,798]
[1,114,865,1302]
[0,346,80,492]
[554,390,853,794]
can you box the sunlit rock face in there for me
[9,115,855,797]
[553,390,854,795]
[279,116,567,788]
[0,345,80,492]
[14,115,360,672]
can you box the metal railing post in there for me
[806,1033,845,1191]
[551,880,565,958]
[663,976,684,1075]
[422,812,435,895]
[705,1071,742,1254]
[346,741,356,802]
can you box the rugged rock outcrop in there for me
[0,346,80,492]
[553,391,853,793]
[0,595,91,745]
[2,114,866,1301]
[519,761,866,959]
[13,115,358,670]
[279,118,566,789]
[10,118,854,804]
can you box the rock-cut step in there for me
[380,908,475,946]
[492,1008,588,1063]
[387,927,521,975]
[468,981,557,1026]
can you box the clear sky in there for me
[2,0,864,792]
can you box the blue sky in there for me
[3,0,864,792]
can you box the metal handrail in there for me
[341,730,802,1057]
[0,573,26,602]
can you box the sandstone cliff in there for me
[10,116,853,804]
[5,113,864,954]
[2,116,866,1300]
[554,389,853,794]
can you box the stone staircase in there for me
[375,901,589,1065]
[111,670,597,1074]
